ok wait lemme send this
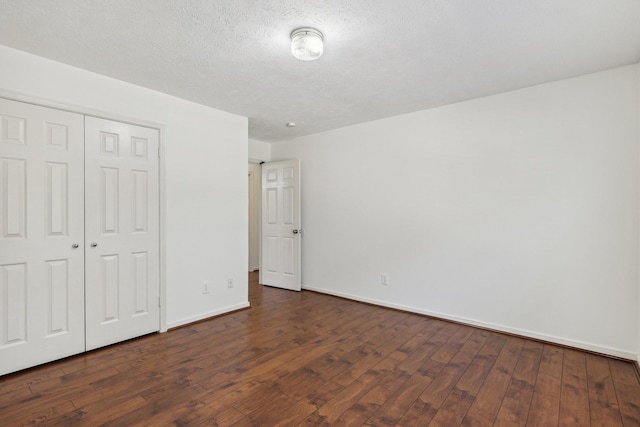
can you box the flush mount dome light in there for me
[291,27,324,61]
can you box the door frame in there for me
[0,89,168,333]
[248,163,262,273]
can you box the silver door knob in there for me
[292,229,299,234]
[91,242,98,247]
[71,243,79,249]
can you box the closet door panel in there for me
[85,116,159,351]
[0,98,85,376]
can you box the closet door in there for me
[84,117,160,351]
[0,98,85,376]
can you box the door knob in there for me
[91,242,98,247]
[72,243,79,249]
[292,229,300,234]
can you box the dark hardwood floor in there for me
[1,272,639,426]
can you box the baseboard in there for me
[166,301,250,330]
[302,285,636,361]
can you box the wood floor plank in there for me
[364,326,475,426]
[365,370,433,425]
[460,336,525,427]
[1,366,123,423]
[423,334,507,427]
[312,370,384,424]
[526,373,561,426]
[233,381,317,425]
[51,395,149,427]
[586,353,624,427]
[418,329,485,406]
[559,349,591,426]
[4,399,77,426]
[493,340,543,426]
[306,379,346,408]
[395,329,490,426]
[537,344,564,378]
[527,341,564,426]
[456,333,507,396]
[614,382,640,427]
[427,387,477,427]
[610,359,640,386]
[1,271,639,426]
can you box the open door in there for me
[260,159,301,291]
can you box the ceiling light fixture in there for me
[290,27,324,61]
[286,122,296,127]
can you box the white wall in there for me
[249,138,271,162]
[273,64,640,359]
[0,45,249,328]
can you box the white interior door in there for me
[261,159,301,291]
[84,116,160,351]
[0,98,85,376]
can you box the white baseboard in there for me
[302,284,636,361]
[166,301,250,330]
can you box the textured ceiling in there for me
[0,0,639,142]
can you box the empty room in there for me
[1,1,640,425]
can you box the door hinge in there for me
[158,296,161,308]
[157,147,161,158]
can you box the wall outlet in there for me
[202,281,210,294]
[227,278,234,288]
[381,274,388,285]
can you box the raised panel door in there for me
[260,159,301,291]
[84,116,159,351]
[0,98,84,376]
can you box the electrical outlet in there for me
[227,278,234,288]
[202,281,210,294]
[381,274,388,285]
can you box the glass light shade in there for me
[291,28,323,61]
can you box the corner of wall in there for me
[249,138,272,163]
[277,66,639,358]
[637,61,640,364]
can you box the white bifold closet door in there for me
[0,98,85,376]
[0,100,160,376]
[84,116,160,351]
